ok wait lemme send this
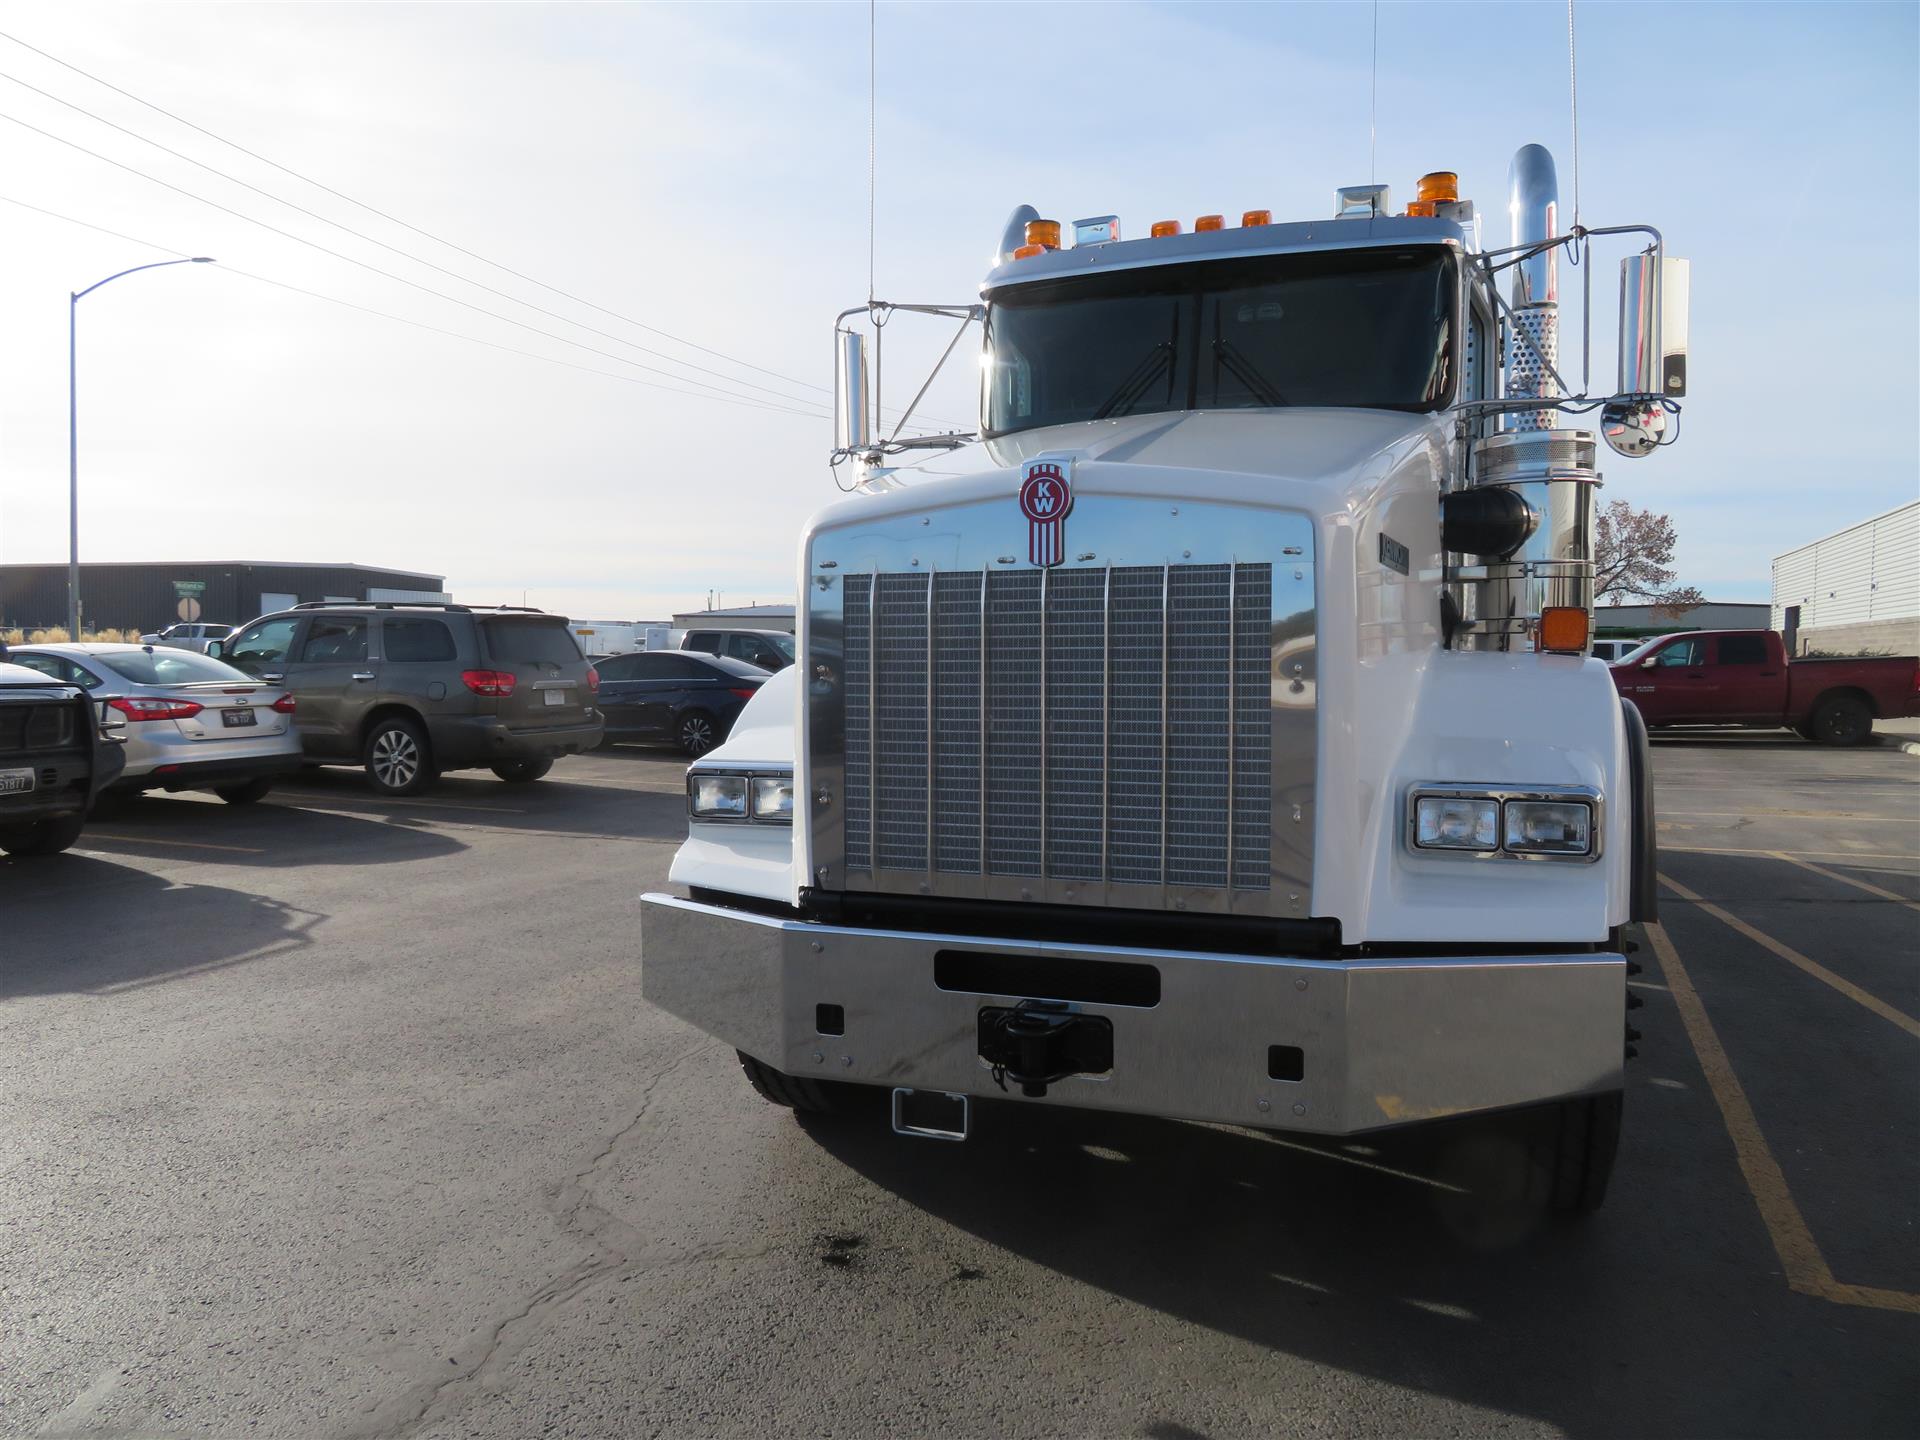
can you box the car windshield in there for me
[482,618,583,665]
[1613,638,1664,666]
[983,246,1455,436]
[97,649,254,686]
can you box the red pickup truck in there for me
[1609,630,1920,744]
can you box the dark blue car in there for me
[593,651,767,756]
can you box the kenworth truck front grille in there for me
[806,496,1317,917]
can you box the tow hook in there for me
[977,1002,1114,1097]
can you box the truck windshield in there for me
[983,246,1455,437]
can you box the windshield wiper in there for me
[1210,339,1286,407]
[1093,342,1175,420]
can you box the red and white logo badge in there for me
[1018,459,1073,567]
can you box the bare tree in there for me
[1593,498,1705,614]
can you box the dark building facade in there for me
[1,561,446,634]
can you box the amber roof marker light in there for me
[1149,219,1182,238]
[1241,209,1273,227]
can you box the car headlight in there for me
[1407,786,1600,861]
[689,774,748,819]
[751,775,794,822]
[1504,800,1593,855]
[687,769,793,824]
[1413,796,1499,851]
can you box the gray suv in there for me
[211,603,603,796]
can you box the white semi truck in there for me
[641,146,1688,1213]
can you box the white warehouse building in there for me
[1771,500,1919,656]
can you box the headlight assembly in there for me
[688,768,793,825]
[1406,786,1599,861]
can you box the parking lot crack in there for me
[350,1041,710,1439]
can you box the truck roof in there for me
[981,214,1467,293]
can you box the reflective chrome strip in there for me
[925,567,936,885]
[1159,562,1170,899]
[1101,562,1112,886]
[1227,561,1237,892]
[1038,564,1049,881]
[977,567,988,879]
[868,565,878,862]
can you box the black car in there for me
[0,661,124,857]
[594,652,766,756]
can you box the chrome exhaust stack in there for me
[1448,145,1599,653]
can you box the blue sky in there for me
[0,1,1913,619]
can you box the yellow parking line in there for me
[1659,874,1920,1039]
[1663,844,1920,863]
[1647,921,1920,1314]
[78,833,263,854]
[1766,851,1920,914]
[1662,810,1916,824]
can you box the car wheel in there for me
[214,778,275,805]
[491,758,553,783]
[1809,693,1872,746]
[363,716,434,796]
[0,812,87,858]
[677,709,719,757]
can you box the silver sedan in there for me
[6,644,304,804]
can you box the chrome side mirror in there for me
[205,639,225,659]
[835,329,870,454]
[1618,252,1690,398]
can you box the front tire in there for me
[363,716,435,796]
[738,1052,836,1113]
[1808,693,1872,746]
[491,758,553,783]
[0,812,87,858]
[214,778,275,805]
[1538,1091,1623,1215]
[677,709,719,757]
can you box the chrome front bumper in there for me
[639,893,1625,1135]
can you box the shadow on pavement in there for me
[0,854,321,997]
[796,1091,1905,1440]
[79,790,469,867]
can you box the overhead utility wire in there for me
[0,29,832,398]
[0,193,829,419]
[0,109,831,417]
[0,68,821,408]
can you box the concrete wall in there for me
[1794,617,1920,658]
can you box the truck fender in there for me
[1621,698,1657,924]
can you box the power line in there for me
[0,193,830,419]
[0,67,824,408]
[0,108,834,416]
[0,28,833,398]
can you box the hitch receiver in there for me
[977,1004,1114,1097]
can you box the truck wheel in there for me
[364,716,435,796]
[491,758,553,783]
[1808,694,1872,746]
[214,778,275,805]
[1538,1091,1623,1216]
[738,1051,836,1113]
[0,812,87,858]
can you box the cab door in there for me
[279,615,375,757]
[1620,635,1710,725]
[1706,632,1784,723]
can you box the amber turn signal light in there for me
[1537,607,1590,654]
[1011,243,1045,260]
[1023,219,1062,250]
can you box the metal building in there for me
[1771,501,1920,656]
[669,603,796,635]
[0,560,446,637]
[1592,600,1769,638]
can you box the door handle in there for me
[352,672,375,682]
[263,672,284,682]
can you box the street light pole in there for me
[67,256,215,639]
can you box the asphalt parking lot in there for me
[2,737,1915,1439]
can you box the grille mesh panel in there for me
[839,562,1273,896]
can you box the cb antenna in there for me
[1369,0,1379,184]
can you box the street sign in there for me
[172,580,207,597]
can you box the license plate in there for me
[543,689,568,707]
[0,767,33,795]
[221,708,258,728]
